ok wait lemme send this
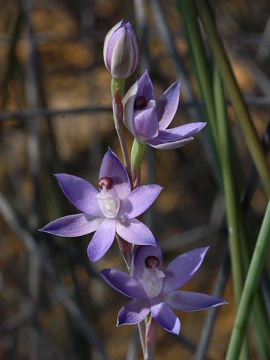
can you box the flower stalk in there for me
[111,78,125,98]
[112,87,131,175]
[145,316,157,360]
[131,139,146,183]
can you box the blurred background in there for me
[0,0,270,359]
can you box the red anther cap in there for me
[98,177,113,190]
[145,256,159,268]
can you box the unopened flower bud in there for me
[103,20,139,79]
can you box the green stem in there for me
[111,78,131,175]
[238,219,270,358]
[196,0,270,197]
[214,66,248,359]
[177,0,218,144]
[214,66,243,305]
[177,0,223,190]
[215,77,270,358]
[111,78,125,98]
[131,139,146,182]
[179,2,270,357]
[226,201,270,359]
[252,297,270,359]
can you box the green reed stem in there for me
[238,219,270,359]
[196,0,270,197]
[226,201,270,359]
[215,67,270,359]
[178,2,270,357]
[178,0,218,143]
[177,0,223,191]
[214,67,248,359]
[214,66,243,305]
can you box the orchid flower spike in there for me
[40,149,162,262]
[123,70,206,150]
[100,245,227,335]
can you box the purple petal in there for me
[148,137,194,150]
[131,245,163,280]
[100,269,146,299]
[117,299,150,326]
[151,300,180,335]
[156,122,206,142]
[54,174,101,216]
[123,81,138,137]
[87,218,116,262]
[136,70,154,102]
[99,149,131,199]
[165,290,228,312]
[156,81,180,130]
[126,23,139,75]
[134,105,159,140]
[119,185,162,219]
[40,214,102,237]
[162,247,209,294]
[116,218,156,246]
[103,21,122,70]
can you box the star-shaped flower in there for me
[123,71,206,150]
[40,149,162,262]
[100,245,227,334]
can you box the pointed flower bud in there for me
[103,20,139,79]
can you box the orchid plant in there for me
[40,20,226,359]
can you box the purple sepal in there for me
[117,299,150,326]
[162,247,209,294]
[165,290,228,312]
[100,269,146,299]
[150,299,181,335]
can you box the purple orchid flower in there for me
[40,149,162,262]
[100,245,227,334]
[123,70,206,150]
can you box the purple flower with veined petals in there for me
[40,149,162,262]
[123,70,206,150]
[100,245,227,334]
